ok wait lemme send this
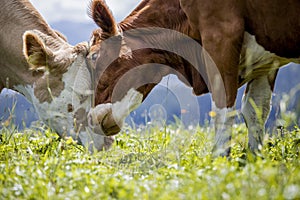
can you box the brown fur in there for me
[180,0,300,107]
[90,0,209,105]
[0,0,54,91]
[88,0,119,39]
[0,0,77,103]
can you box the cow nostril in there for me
[67,104,74,112]
[101,114,121,136]
[102,125,121,136]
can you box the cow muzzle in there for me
[87,103,121,136]
[87,89,143,136]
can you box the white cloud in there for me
[105,0,141,21]
[29,0,141,23]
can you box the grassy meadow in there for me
[0,121,299,199]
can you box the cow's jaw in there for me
[15,44,112,152]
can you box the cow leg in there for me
[241,71,277,153]
[200,26,244,157]
[211,102,236,157]
[180,0,244,156]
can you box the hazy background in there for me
[1,0,300,130]
[30,0,141,44]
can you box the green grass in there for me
[0,123,299,199]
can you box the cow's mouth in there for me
[88,88,143,136]
[101,113,121,136]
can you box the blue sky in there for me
[30,0,141,23]
[29,0,141,45]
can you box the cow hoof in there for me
[212,146,231,158]
[103,136,115,149]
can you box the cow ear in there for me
[23,30,76,73]
[23,30,54,70]
[89,0,119,38]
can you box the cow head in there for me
[86,0,143,137]
[21,29,114,152]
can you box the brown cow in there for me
[0,0,118,152]
[178,0,300,154]
[86,0,300,156]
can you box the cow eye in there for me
[91,53,98,61]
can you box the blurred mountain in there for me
[0,89,38,129]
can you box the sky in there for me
[29,0,141,23]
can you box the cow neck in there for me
[0,1,60,90]
[119,0,190,34]
[113,0,207,100]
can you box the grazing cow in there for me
[0,0,117,152]
[85,0,300,156]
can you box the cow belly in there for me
[238,32,300,85]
